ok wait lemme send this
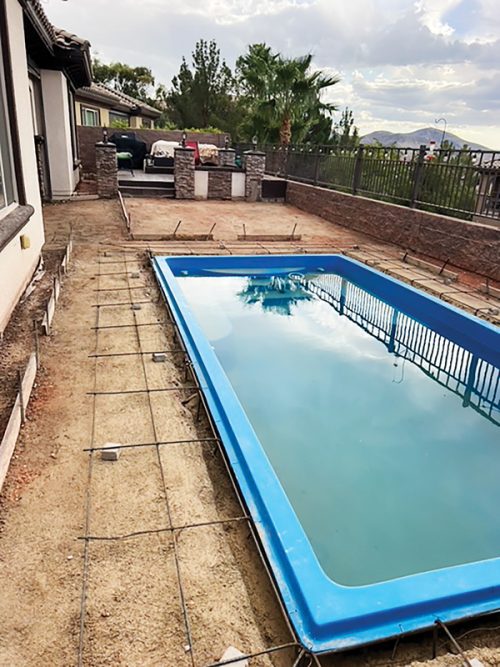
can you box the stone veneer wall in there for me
[95,142,118,198]
[244,151,266,202]
[286,181,500,281]
[174,147,195,199]
[207,171,232,200]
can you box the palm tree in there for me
[237,45,339,145]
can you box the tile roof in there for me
[24,0,92,87]
[78,82,161,117]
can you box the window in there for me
[0,32,16,212]
[109,111,130,128]
[81,106,100,127]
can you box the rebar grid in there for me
[122,250,198,667]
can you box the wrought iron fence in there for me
[253,143,500,222]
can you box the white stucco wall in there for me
[40,69,78,199]
[231,172,245,199]
[0,0,45,335]
[194,170,208,199]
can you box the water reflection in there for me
[237,275,313,317]
[238,272,499,426]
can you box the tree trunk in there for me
[280,115,292,145]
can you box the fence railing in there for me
[237,143,500,222]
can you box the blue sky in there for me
[44,0,500,147]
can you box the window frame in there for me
[109,110,130,127]
[0,0,24,218]
[67,86,79,165]
[81,105,100,127]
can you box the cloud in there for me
[43,0,500,147]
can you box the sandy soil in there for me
[0,247,65,435]
[0,198,498,667]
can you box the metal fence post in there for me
[314,151,321,185]
[410,144,427,207]
[352,145,364,195]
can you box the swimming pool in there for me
[153,254,500,653]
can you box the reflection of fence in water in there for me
[298,273,500,425]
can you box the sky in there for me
[44,0,500,147]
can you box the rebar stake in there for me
[17,369,25,424]
[33,319,40,369]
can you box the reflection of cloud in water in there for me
[177,276,238,341]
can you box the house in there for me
[0,0,90,335]
[75,82,161,129]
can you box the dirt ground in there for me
[0,198,499,667]
[126,199,362,243]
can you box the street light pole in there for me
[435,117,447,148]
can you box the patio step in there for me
[144,165,174,174]
[118,177,173,188]
[119,185,175,198]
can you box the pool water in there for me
[177,271,500,586]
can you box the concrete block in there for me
[152,353,167,363]
[220,647,248,667]
[101,447,120,461]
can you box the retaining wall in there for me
[286,181,500,281]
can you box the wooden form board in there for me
[0,353,37,491]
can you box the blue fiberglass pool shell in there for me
[152,254,500,653]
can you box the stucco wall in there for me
[0,0,44,334]
[286,181,500,281]
[41,69,79,199]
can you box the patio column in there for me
[244,150,266,202]
[95,141,118,198]
[174,146,195,199]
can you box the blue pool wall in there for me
[153,254,500,652]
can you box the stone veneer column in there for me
[95,142,118,198]
[244,150,266,202]
[218,148,236,167]
[174,146,195,199]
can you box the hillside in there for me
[361,127,490,151]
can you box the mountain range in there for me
[361,127,490,151]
